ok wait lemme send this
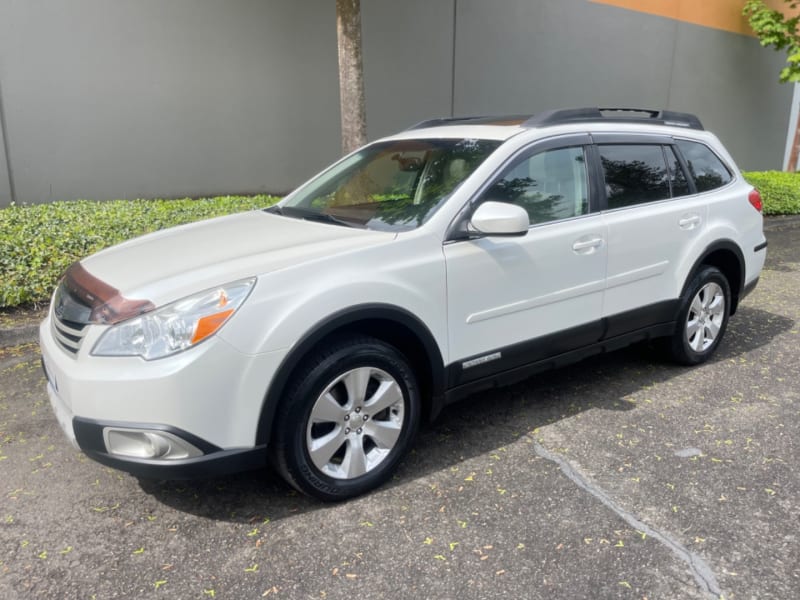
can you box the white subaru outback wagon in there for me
[41,108,767,500]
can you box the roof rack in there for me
[405,115,531,130]
[523,107,704,130]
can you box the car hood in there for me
[80,210,395,306]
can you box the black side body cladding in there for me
[445,300,678,404]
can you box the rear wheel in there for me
[669,266,730,365]
[270,335,420,501]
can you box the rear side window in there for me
[676,140,732,192]
[598,145,671,209]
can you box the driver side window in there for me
[484,146,589,225]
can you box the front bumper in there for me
[71,417,266,479]
[40,315,285,479]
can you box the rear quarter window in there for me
[675,140,732,192]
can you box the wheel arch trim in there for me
[255,303,445,446]
[682,239,745,313]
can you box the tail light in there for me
[748,188,763,213]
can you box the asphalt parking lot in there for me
[1,218,798,600]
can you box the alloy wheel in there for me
[306,367,405,480]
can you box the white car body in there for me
[40,109,766,496]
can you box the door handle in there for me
[572,236,604,253]
[679,215,701,229]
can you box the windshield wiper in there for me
[300,212,355,228]
[277,206,356,228]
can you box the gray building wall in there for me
[361,0,456,139]
[0,0,793,207]
[0,0,342,207]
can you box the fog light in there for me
[103,428,203,460]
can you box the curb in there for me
[0,323,40,349]
[763,214,800,231]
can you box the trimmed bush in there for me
[742,171,800,216]
[3,173,797,309]
[0,195,279,308]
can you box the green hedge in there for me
[742,171,800,215]
[0,195,279,308]
[1,172,798,309]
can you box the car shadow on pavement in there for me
[136,305,793,521]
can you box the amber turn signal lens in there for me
[191,309,235,345]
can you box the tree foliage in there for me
[743,0,800,82]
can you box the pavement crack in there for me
[532,441,722,599]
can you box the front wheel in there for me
[669,266,731,365]
[270,335,420,501]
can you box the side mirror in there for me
[470,201,529,236]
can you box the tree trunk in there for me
[336,0,367,155]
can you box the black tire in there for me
[270,335,420,501]
[669,266,731,365]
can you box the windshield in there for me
[276,138,502,231]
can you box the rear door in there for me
[594,134,707,336]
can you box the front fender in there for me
[253,302,447,446]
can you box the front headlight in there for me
[92,279,255,360]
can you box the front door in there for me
[444,138,607,386]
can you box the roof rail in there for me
[405,115,531,130]
[523,107,704,131]
[405,117,469,131]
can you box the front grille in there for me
[52,315,88,355]
[51,280,92,356]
